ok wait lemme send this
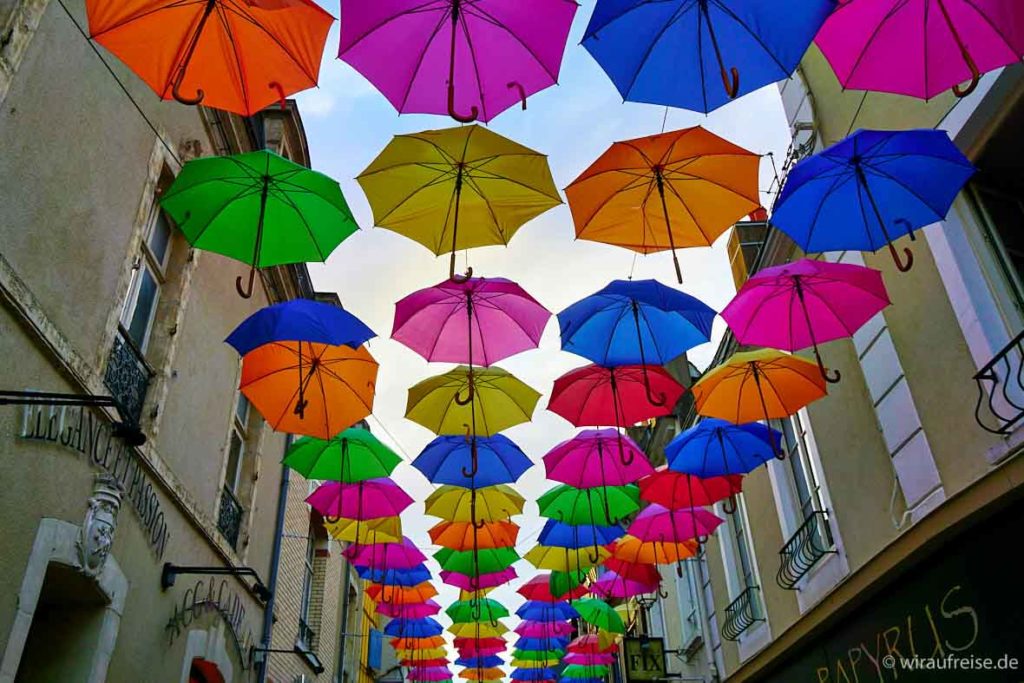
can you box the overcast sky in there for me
[294,0,792,655]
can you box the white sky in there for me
[295,0,792,660]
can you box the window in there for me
[225,395,250,494]
[719,496,764,642]
[299,524,317,648]
[676,559,703,649]
[120,206,174,354]
[217,394,257,549]
[772,415,830,534]
[727,497,758,597]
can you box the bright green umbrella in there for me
[550,570,586,598]
[446,598,510,624]
[434,547,519,575]
[562,665,610,678]
[572,598,625,634]
[160,150,358,297]
[537,484,640,526]
[512,650,565,662]
[283,427,400,482]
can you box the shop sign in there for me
[165,577,257,669]
[623,637,667,682]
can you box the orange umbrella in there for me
[240,341,377,439]
[566,127,760,283]
[393,637,446,651]
[87,0,333,116]
[366,582,438,606]
[430,520,520,551]
[612,535,698,565]
[460,668,505,681]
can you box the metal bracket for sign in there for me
[0,389,146,446]
[161,562,272,602]
[250,646,325,675]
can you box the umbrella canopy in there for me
[384,617,444,638]
[441,568,519,591]
[435,547,519,575]
[816,0,1024,100]
[515,637,570,652]
[537,484,640,526]
[414,434,533,487]
[455,637,508,653]
[378,599,442,619]
[581,0,834,113]
[460,668,504,681]
[87,0,333,115]
[537,519,624,549]
[639,468,743,511]
[408,366,541,437]
[366,582,439,606]
[602,557,662,584]
[666,418,780,477]
[629,505,724,543]
[612,535,698,566]
[565,127,760,282]
[515,601,579,622]
[692,350,825,457]
[339,0,577,122]
[396,648,449,661]
[722,258,891,383]
[394,277,551,366]
[161,151,357,297]
[525,545,609,573]
[511,669,559,681]
[449,622,508,638]
[549,570,588,599]
[515,621,575,637]
[562,665,609,679]
[590,569,660,600]
[544,429,653,487]
[307,478,413,519]
[404,658,451,668]
[284,427,400,482]
[563,653,615,666]
[325,515,402,544]
[456,657,505,669]
[512,649,566,661]
[567,635,617,655]
[240,341,377,439]
[771,129,975,272]
[357,564,432,587]
[518,575,588,603]
[431,521,520,551]
[512,659,561,670]
[558,280,716,365]
[226,298,374,355]
[358,126,561,278]
[447,598,511,624]
[345,537,427,569]
[408,668,452,682]
[573,598,625,634]
[425,485,526,522]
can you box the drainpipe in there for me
[257,437,292,683]
[337,556,353,683]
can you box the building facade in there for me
[637,54,1024,683]
[0,2,364,681]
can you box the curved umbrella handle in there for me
[473,516,487,530]
[236,266,257,299]
[676,560,684,578]
[888,241,914,273]
[720,66,740,99]
[268,81,287,110]
[615,430,634,467]
[697,534,709,546]
[324,514,341,525]
[657,584,669,599]
[642,368,667,407]
[722,494,738,516]
[448,81,479,123]
[172,74,205,106]
[169,0,215,106]
[455,380,474,406]
[461,435,479,478]
[587,544,602,564]
[472,600,482,621]
[451,266,474,283]
[507,81,527,110]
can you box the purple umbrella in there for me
[544,429,653,487]
[378,599,443,619]
[339,0,579,123]
[344,537,428,570]
[629,505,724,545]
[590,569,659,600]
[306,478,414,519]
[563,653,615,666]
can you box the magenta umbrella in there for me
[545,429,653,486]
[441,567,518,591]
[338,0,578,123]
[378,599,443,619]
[721,258,890,383]
[563,653,616,666]
[514,621,574,637]
[815,0,1024,100]
[306,478,414,519]
[629,505,724,545]
[590,569,660,600]
[344,537,427,570]
[408,668,453,682]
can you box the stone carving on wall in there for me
[77,473,124,576]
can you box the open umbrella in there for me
[722,259,891,383]
[409,668,453,682]
[590,569,660,600]
[544,429,653,516]
[88,0,333,115]
[161,151,357,297]
[431,520,520,551]
[325,515,402,544]
[227,298,374,355]
[449,622,508,639]
[511,669,559,681]
[549,570,588,599]
[581,0,834,112]
[629,505,724,546]
[666,418,780,480]
[691,350,826,458]
[816,0,1024,100]
[538,519,624,549]
[538,485,640,527]
[359,126,561,278]
[384,617,444,638]
[524,545,609,573]
[612,535,698,567]
[447,598,510,624]
[345,537,427,569]
[566,127,760,283]
[770,129,975,272]
[455,637,508,655]
[414,434,533,487]
[516,601,579,622]
[567,635,617,655]
[367,582,439,606]
[457,657,505,669]
[306,478,413,520]
[378,599,442,619]
[240,341,377,438]
[512,648,566,661]
[639,467,743,514]
[284,427,400,482]
[339,0,577,122]
[572,598,625,634]
[441,568,519,591]
[518,574,589,603]
[392,636,445,650]
[562,665,609,679]
[425,485,526,523]
[357,564,432,587]
[515,621,575,638]
[516,637,570,652]
[435,547,519,575]
[460,668,504,681]
[563,653,615,666]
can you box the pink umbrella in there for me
[544,429,653,486]
[590,569,660,600]
[514,621,574,638]
[338,1,578,123]
[408,667,453,681]
[441,568,518,591]
[563,653,616,666]
[629,505,724,546]
[344,537,427,570]
[815,0,1024,100]
[721,259,890,383]
[306,478,414,519]
[639,468,744,514]
[378,599,443,619]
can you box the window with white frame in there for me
[299,524,316,643]
[719,496,764,642]
[225,394,250,495]
[217,393,256,549]
[726,498,758,596]
[676,558,703,649]
[771,414,832,544]
[120,204,174,354]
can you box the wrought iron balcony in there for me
[973,329,1024,435]
[103,326,152,426]
[721,586,762,642]
[298,617,318,651]
[217,486,243,549]
[776,511,835,590]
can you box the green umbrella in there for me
[160,150,358,298]
[434,547,519,575]
[550,570,586,598]
[283,427,400,482]
[512,650,565,662]
[537,484,640,526]
[446,598,510,624]
[572,598,625,635]
[562,665,610,679]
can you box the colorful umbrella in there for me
[431,521,520,551]
[240,341,377,438]
[544,429,653,492]
[447,598,510,624]
[227,298,374,355]
[537,484,640,526]
[88,0,333,115]
[512,649,566,661]
[396,648,449,662]
[629,505,724,545]
[565,127,760,283]
[306,478,413,519]
[357,564,432,587]
[367,582,439,606]
[639,468,743,514]
[456,657,505,669]
[590,569,660,600]
[425,485,526,522]
[378,599,442,619]
[518,574,588,603]
[455,637,508,654]
[537,519,624,549]
[512,660,561,670]
[567,635,617,655]
[563,653,615,666]
[161,151,357,297]
[515,621,575,637]
[339,0,577,122]
[359,126,561,278]
[511,669,559,681]
[414,434,533,487]
[404,658,451,668]
[722,258,891,382]
[581,0,834,112]
[612,535,698,567]
[603,557,662,584]
[572,598,625,634]
[409,669,453,682]
[516,637,570,652]
[345,537,427,569]
[515,601,579,622]
[460,668,505,681]
[816,0,1024,100]
[771,129,975,272]
[525,544,610,573]
[549,570,587,599]
[325,515,402,544]
[665,418,780,480]
[384,617,444,638]
[435,547,519,575]
[562,665,609,679]
[449,622,508,638]
[283,427,400,482]
[441,568,519,591]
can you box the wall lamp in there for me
[161,562,272,602]
[0,389,146,446]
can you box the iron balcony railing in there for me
[776,511,836,590]
[973,329,1024,435]
[217,486,243,549]
[298,617,318,651]
[721,586,762,642]
[103,326,153,426]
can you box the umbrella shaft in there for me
[450,167,465,277]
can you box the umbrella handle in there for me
[720,66,739,99]
[172,75,205,106]
[887,241,914,273]
[451,267,474,283]
[268,81,287,110]
[586,546,603,564]
[722,495,737,516]
[951,59,980,98]
[447,78,479,123]
[657,584,669,599]
[462,436,479,478]
[508,81,527,110]
[169,0,215,105]
[676,560,684,578]
[455,381,474,406]
[473,517,486,530]
[236,266,257,299]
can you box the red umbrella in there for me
[517,574,588,602]
[639,468,743,514]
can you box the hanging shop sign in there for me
[623,637,667,682]
[165,577,257,669]
[17,403,170,558]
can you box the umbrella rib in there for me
[959,0,1022,55]
[184,184,265,249]
[462,3,561,82]
[458,13,490,122]
[710,0,791,74]
[842,0,911,86]
[89,0,203,39]
[216,3,254,117]
[862,158,963,217]
[662,179,714,245]
[793,168,858,251]
[268,184,330,261]
[621,2,693,100]
[460,174,508,245]
[221,0,324,87]
[398,7,452,112]
[339,0,446,54]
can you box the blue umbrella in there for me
[413,434,533,487]
[383,617,444,638]
[558,280,716,366]
[560,678,603,683]
[357,564,432,587]
[515,637,570,651]
[516,600,579,622]
[513,669,559,681]
[771,129,976,272]
[225,298,375,355]
[666,418,780,505]
[538,519,623,549]
[455,657,505,669]
[581,0,835,113]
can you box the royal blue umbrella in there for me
[357,564,433,587]
[413,434,533,487]
[383,617,444,638]
[771,129,976,272]
[516,601,579,622]
[225,298,375,355]
[559,678,603,683]
[581,0,836,113]
[513,669,559,681]
[538,519,623,549]
[455,656,505,669]
[515,637,570,651]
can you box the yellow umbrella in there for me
[425,485,525,523]
[407,365,540,436]
[524,545,609,572]
[449,621,508,638]
[396,648,448,660]
[358,125,562,278]
[512,659,561,669]
[458,588,495,601]
[325,516,402,544]
[460,668,505,681]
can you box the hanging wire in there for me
[660,106,669,133]
[55,0,182,167]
